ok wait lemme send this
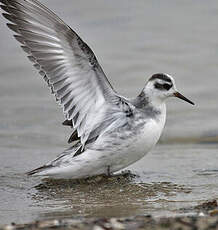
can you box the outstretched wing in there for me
[0,0,117,147]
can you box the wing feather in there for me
[0,0,117,147]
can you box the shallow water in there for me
[0,0,218,225]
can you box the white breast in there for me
[106,103,167,171]
[137,103,166,154]
[138,117,165,152]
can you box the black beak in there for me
[173,92,194,105]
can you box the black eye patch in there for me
[163,83,172,90]
[154,83,172,91]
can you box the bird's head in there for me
[143,73,194,106]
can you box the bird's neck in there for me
[132,91,166,120]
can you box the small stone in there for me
[92,225,104,230]
[110,218,125,229]
[209,209,218,216]
[198,212,205,217]
[2,225,15,230]
[38,219,60,228]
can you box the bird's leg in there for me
[107,165,112,176]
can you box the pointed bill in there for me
[174,92,194,105]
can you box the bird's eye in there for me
[154,83,172,91]
[154,83,162,89]
[163,83,172,90]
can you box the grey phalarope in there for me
[0,0,194,179]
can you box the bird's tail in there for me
[26,142,83,177]
[26,165,54,176]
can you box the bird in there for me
[0,0,194,179]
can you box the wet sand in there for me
[1,193,218,230]
[1,175,218,229]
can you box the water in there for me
[0,0,218,225]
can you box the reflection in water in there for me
[32,173,191,220]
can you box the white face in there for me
[145,74,176,103]
[144,73,194,105]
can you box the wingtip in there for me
[0,0,8,4]
[0,0,7,7]
[7,23,19,33]
[2,12,14,22]
[62,119,73,126]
